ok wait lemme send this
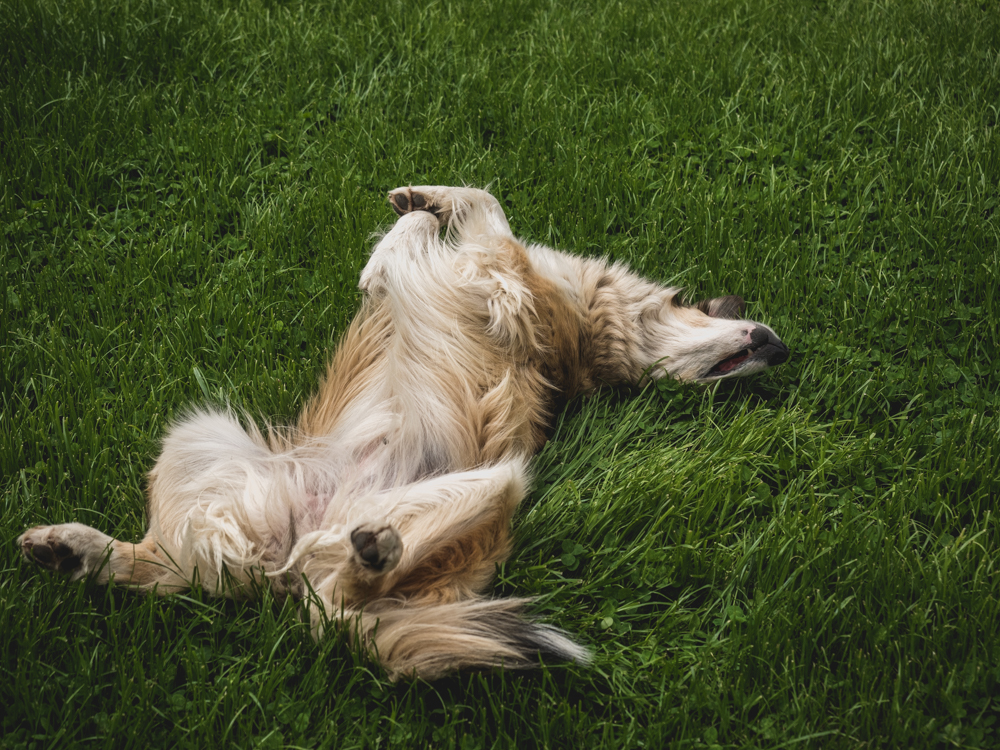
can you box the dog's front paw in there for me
[388,186,452,224]
[18,523,112,577]
[388,187,435,217]
[350,524,402,574]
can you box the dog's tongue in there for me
[718,352,749,372]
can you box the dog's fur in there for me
[18,186,788,679]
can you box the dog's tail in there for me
[356,596,590,680]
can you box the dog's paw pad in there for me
[20,532,83,573]
[388,187,437,218]
[350,525,402,573]
[391,190,411,215]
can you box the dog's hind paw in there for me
[18,523,113,578]
[350,524,403,574]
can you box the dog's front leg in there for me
[359,208,441,295]
[362,185,515,295]
[364,459,528,603]
[296,460,528,608]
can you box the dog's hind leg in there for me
[19,409,302,598]
[18,524,188,592]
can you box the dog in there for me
[18,185,788,679]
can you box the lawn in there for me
[2,0,999,746]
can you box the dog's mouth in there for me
[702,339,789,381]
[706,350,752,377]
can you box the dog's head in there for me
[649,294,789,384]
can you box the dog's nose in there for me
[750,326,789,366]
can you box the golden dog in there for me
[19,186,788,679]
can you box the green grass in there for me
[2,0,999,746]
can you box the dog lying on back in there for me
[19,186,788,679]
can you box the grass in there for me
[2,0,999,746]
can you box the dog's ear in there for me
[696,295,745,319]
